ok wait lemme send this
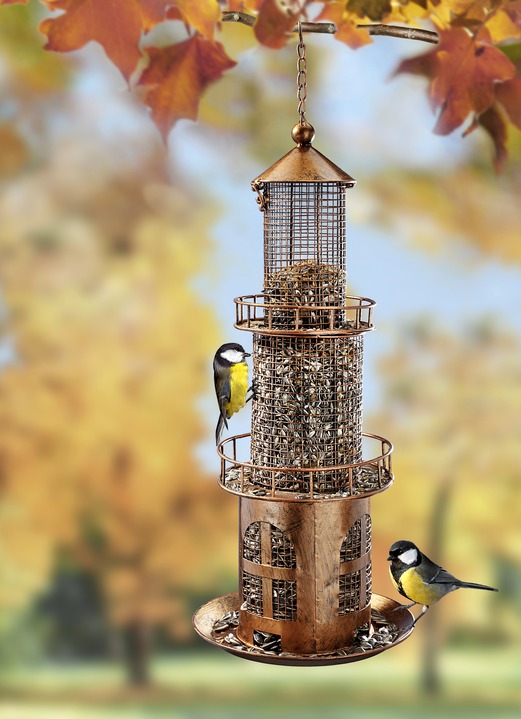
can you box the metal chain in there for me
[296,22,307,125]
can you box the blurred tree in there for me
[365,164,521,265]
[372,319,520,625]
[0,145,238,682]
[0,10,238,683]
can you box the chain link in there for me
[296,22,307,125]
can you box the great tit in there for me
[388,540,498,625]
[213,342,251,445]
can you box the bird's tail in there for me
[458,581,498,592]
[215,413,228,446]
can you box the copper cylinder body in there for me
[237,496,372,654]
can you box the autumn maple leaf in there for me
[167,0,220,40]
[316,1,372,50]
[138,36,236,140]
[40,0,171,81]
[254,0,299,49]
[397,27,516,135]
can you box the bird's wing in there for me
[425,563,459,586]
[217,373,231,419]
[214,372,230,445]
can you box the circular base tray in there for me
[193,592,414,667]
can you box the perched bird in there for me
[388,540,498,625]
[213,342,251,445]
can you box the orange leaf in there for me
[316,2,372,50]
[254,0,297,49]
[138,36,236,140]
[40,0,170,81]
[168,0,220,40]
[397,28,515,136]
[496,76,521,129]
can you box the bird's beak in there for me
[244,352,251,357]
[386,555,392,561]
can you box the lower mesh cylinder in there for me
[250,334,363,493]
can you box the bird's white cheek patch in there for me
[398,548,418,565]
[221,349,244,364]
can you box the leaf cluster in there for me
[1,1,520,167]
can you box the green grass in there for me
[1,646,520,719]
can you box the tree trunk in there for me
[421,477,453,696]
[121,620,152,686]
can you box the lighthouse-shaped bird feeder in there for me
[194,26,416,666]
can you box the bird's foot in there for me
[247,377,258,402]
[392,602,417,611]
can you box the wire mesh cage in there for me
[263,182,347,314]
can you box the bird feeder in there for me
[194,20,438,666]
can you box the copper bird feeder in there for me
[193,19,439,666]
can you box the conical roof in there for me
[252,145,355,186]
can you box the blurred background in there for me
[0,3,520,718]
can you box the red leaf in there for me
[254,0,297,49]
[40,0,170,81]
[467,104,508,174]
[496,76,521,129]
[395,49,438,89]
[167,0,220,40]
[433,30,515,135]
[138,36,236,140]
[396,28,515,135]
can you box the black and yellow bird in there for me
[388,540,498,625]
[213,342,251,445]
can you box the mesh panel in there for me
[242,522,296,569]
[365,514,372,554]
[243,571,263,616]
[272,579,297,620]
[340,518,362,562]
[263,182,347,299]
[242,524,297,621]
[271,526,297,568]
[365,561,372,607]
[339,570,362,614]
[251,334,363,493]
[243,522,261,564]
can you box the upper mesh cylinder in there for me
[263,182,347,309]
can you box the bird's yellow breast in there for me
[224,362,249,418]
[399,567,441,606]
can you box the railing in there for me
[234,295,375,335]
[217,433,393,501]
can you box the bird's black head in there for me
[214,342,251,366]
[387,540,421,566]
